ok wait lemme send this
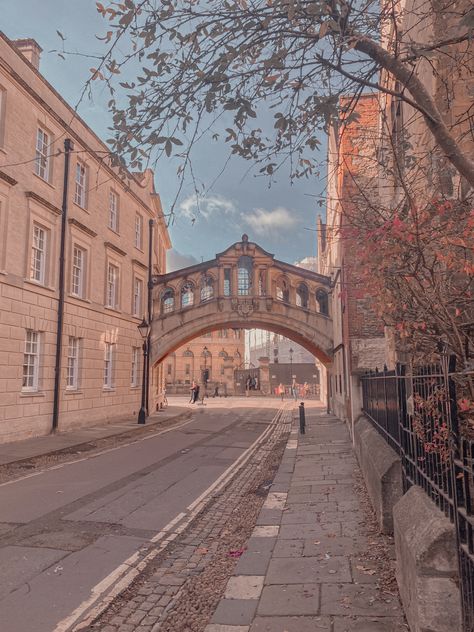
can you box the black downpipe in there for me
[52,138,73,433]
[145,219,154,415]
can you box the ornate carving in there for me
[217,298,224,312]
[231,298,259,318]
[265,297,273,311]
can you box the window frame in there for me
[22,330,40,392]
[71,244,86,298]
[103,342,115,389]
[106,261,119,309]
[74,161,88,209]
[66,336,80,390]
[108,190,119,232]
[30,222,47,285]
[131,346,140,387]
[132,276,144,317]
[134,213,143,250]
[34,127,51,182]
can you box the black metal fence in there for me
[361,360,474,632]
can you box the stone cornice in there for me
[104,241,127,257]
[68,217,97,238]
[132,258,148,270]
[0,170,17,186]
[26,191,61,215]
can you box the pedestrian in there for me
[189,380,196,403]
[278,383,284,401]
[246,375,251,397]
[193,384,200,403]
[213,384,219,398]
[292,378,298,401]
[303,381,310,398]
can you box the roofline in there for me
[158,259,218,282]
[215,240,275,259]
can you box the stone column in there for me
[217,266,224,297]
[232,265,238,297]
[258,356,270,395]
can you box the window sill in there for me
[134,246,144,254]
[73,201,89,213]
[20,390,45,398]
[130,385,140,390]
[68,293,91,304]
[107,226,120,236]
[32,172,55,190]
[24,279,56,293]
[104,306,121,314]
[103,387,116,392]
[64,389,82,395]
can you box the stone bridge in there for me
[150,235,333,370]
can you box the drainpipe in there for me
[145,218,154,415]
[52,138,73,433]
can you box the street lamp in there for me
[137,318,150,424]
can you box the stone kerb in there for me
[353,416,403,534]
[393,486,462,632]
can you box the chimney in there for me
[13,39,42,70]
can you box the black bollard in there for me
[299,402,306,434]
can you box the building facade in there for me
[164,329,244,395]
[0,34,171,443]
[318,94,388,425]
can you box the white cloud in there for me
[243,207,298,235]
[179,194,237,220]
[166,249,199,272]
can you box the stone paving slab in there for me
[245,537,276,554]
[332,616,408,631]
[257,583,320,616]
[320,583,401,616]
[234,551,272,575]
[224,576,265,600]
[265,556,352,584]
[212,599,258,626]
[205,625,250,632]
[249,616,331,631]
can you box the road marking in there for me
[53,406,289,632]
[0,414,195,489]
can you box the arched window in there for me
[276,278,289,302]
[218,349,228,359]
[181,282,194,308]
[234,350,242,367]
[316,289,329,316]
[162,288,175,314]
[200,275,214,302]
[237,255,253,296]
[296,283,309,308]
[183,348,194,358]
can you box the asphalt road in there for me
[0,398,282,632]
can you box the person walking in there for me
[278,383,284,401]
[292,378,298,402]
[193,384,200,403]
[190,380,197,404]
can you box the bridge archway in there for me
[150,236,333,390]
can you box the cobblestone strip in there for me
[80,407,293,632]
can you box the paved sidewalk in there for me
[205,405,407,632]
[0,405,191,466]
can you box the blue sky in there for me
[2,0,326,269]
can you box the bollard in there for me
[299,402,306,434]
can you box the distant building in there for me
[165,329,244,396]
[0,34,171,443]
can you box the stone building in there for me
[0,33,171,443]
[164,329,244,396]
[318,94,388,425]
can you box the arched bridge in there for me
[151,235,333,367]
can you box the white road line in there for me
[53,406,288,632]
[0,414,195,489]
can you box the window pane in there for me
[74,162,87,208]
[30,225,46,283]
[35,128,50,180]
[22,330,39,390]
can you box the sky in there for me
[1,0,327,270]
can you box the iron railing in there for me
[361,360,474,632]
